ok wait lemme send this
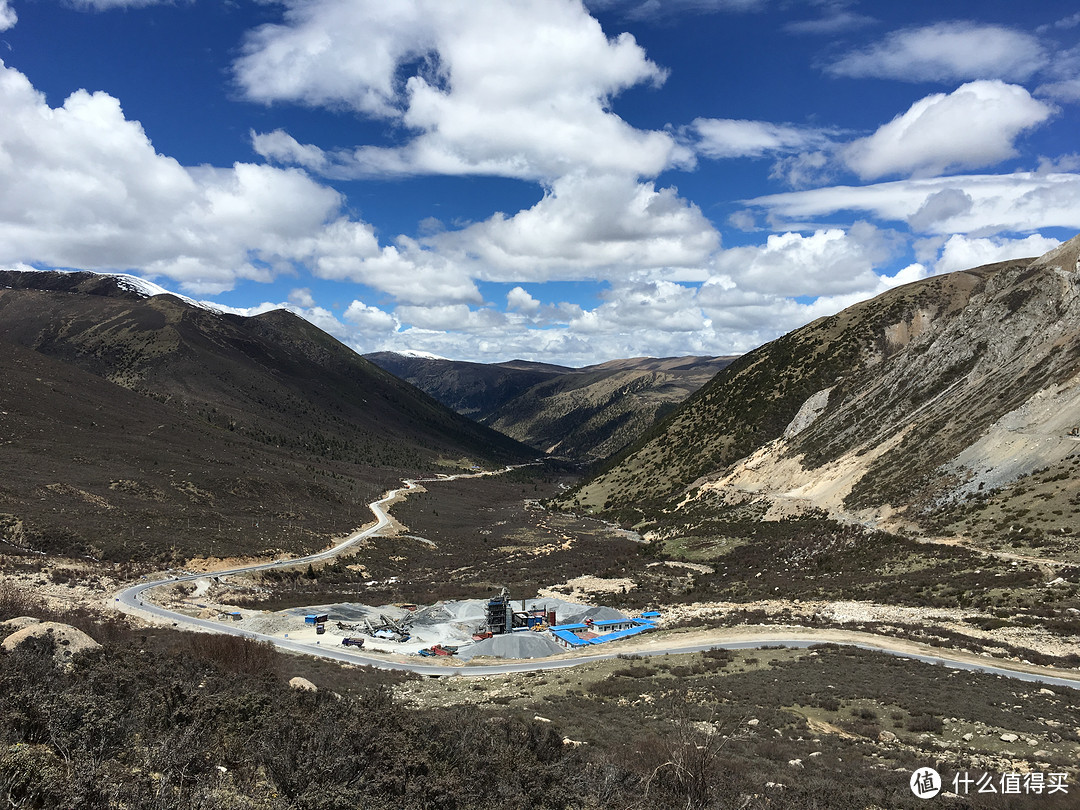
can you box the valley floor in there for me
[3,462,1079,808]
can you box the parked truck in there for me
[341,637,365,648]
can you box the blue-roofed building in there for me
[552,629,591,649]
[588,623,653,644]
[591,618,638,632]
[549,617,656,649]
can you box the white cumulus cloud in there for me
[395,304,506,333]
[0,59,448,298]
[0,0,16,31]
[930,233,1061,275]
[506,286,541,314]
[843,81,1055,180]
[826,22,1049,83]
[426,172,719,282]
[240,0,686,182]
[569,281,706,334]
[711,223,900,298]
[344,300,401,334]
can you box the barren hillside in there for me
[560,237,1080,554]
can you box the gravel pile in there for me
[563,605,626,625]
[458,632,565,660]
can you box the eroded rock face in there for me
[783,387,833,439]
[0,621,101,670]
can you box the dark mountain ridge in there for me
[0,271,532,562]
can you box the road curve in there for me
[116,471,1080,689]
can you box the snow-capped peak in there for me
[395,349,447,360]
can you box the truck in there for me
[341,637,365,648]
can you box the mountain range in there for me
[9,233,1080,566]
[365,352,734,462]
[0,271,531,562]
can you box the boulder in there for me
[288,676,318,692]
[0,621,101,669]
[0,616,42,636]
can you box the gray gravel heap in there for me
[457,632,565,660]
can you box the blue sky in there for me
[2,0,1079,365]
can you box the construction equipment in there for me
[485,588,512,634]
[360,612,413,642]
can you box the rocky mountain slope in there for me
[559,237,1080,550]
[366,352,734,462]
[0,271,532,562]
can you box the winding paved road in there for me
[116,470,1080,689]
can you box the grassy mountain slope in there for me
[560,237,1080,541]
[363,352,568,418]
[367,352,734,462]
[0,271,532,562]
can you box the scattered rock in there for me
[878,731,897,743]
[1025,738,1039,747]
[1000,733,1019,743]
[747,718,759,727]
[288,677,317,692]
[808,751,823,758]
[533,715,551,724]
[1039,688,1056,696]
[562,737,586,747]
[788,759,803,768]
[1034,750,1053,758]
[962,733,974,742]
[0,621,101,670]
